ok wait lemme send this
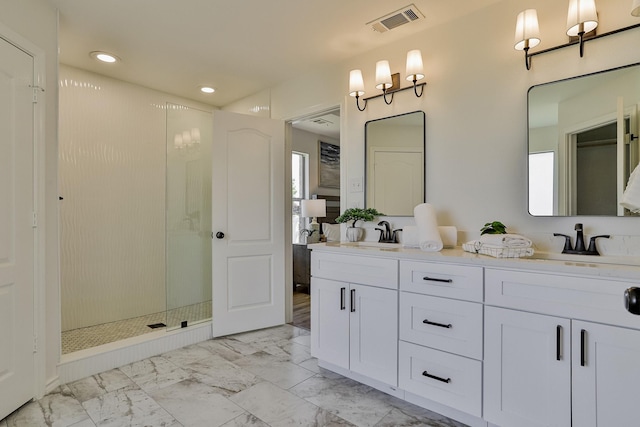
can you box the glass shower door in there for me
[165,103,212,329]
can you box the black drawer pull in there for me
[422,276,453,283]
[340,287,346,310]
[556,325,562,361]
[350,289,356,312]
[422,370,451,383]
[423,319,452,329]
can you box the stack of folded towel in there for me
[463,233,534,258]
[621,164,640,213]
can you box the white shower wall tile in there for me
[58,65,213,331]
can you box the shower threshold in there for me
[61,300,212,354]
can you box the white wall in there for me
[265,0,640,254]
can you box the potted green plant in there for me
[480,221,507,235]
[335,207,385,242]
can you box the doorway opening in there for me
[289,107,341,330]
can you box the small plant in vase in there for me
[335,207,385,242]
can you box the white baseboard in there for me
[58,322,212,384]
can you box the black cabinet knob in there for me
[624,287,640,315]
[215,232,225,239]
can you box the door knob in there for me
[624,287,640,315]
[215,232,225,239]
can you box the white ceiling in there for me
[52,0,505,108]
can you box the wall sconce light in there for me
[348,50,427,111]
[566,0,598,57]
[516,0,640,70]
[514,9,541,70]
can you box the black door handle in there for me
[556,325,562,361]
[340,287,346,310]
[624,287,640,315]
[215,231,225,239]
[580,329,587,367]
[350,289,356,312]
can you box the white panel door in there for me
[484,307,571,427]
[212,111,284,337]
[367,148,423,216]
[572,321,640,427]
[0,37,35,420]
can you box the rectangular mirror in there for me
[528,63,640,216]
[365,111,425,216]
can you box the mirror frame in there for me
[365,110,426,216]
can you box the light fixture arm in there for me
[355,94,367,111]
[382,88,394,105]
[412,78,424,97]
[524,46,532,70]
[524,22,640,70]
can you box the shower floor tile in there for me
[61,301,212,354]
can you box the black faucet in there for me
[553,223,610,255]
[375,221,401,243]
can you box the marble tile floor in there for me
[2,324,468,427]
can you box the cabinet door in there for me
[572,321,640,427]
[349,284,398,386]
[484,307,571,427]
[310,277,349,369]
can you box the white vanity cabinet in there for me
[310,251,399,387]
[571,320,640,427]
[398,260,484,417]
[484,268,640,427]
[484,306,571,427]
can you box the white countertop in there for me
[308,242,640,282]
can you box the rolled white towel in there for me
[479,233,532,248]
[402,225,457,248]
[621,163,640,212]
[414,203,443,252]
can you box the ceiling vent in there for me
[367,4,424,33]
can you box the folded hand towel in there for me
[414,203,443,252]
[463,240,534,258]
[621,163,640,213]
[479,233,532,248]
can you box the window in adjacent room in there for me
[292,151,309,244]
[529,151,554,216]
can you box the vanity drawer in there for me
[485,268,640,330]
[311,251,398,289]
[399,341,482,417]
[400,260,483,302]
[400,293,483,360]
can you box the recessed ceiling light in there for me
[200,86,215,94]
[90,51,119,63]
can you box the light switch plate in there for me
[350,177,363,193]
